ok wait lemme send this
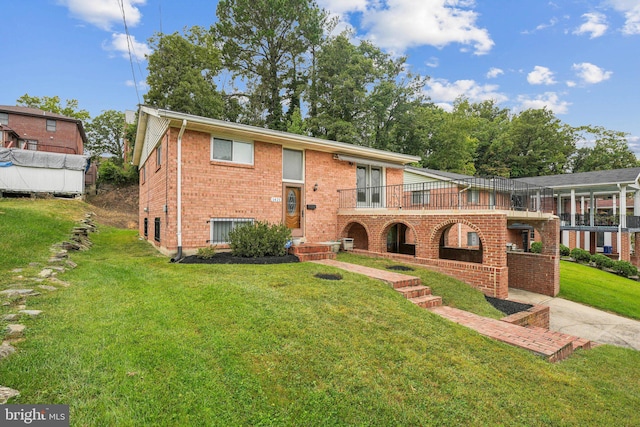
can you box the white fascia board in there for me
[153,108,421,166]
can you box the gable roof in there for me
[133,106,421,167]
[517,168,640,193]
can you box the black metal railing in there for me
[338,177,555,212]
[560,213,640,228]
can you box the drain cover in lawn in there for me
[386,265,415,271]
[314,273,343,280]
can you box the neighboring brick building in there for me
[133,106,561,299]
[0,105,95,192]
[0,105,87,155]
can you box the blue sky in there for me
[3,0,639,153]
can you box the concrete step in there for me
[429,306,579,362]
[409,295,442,308]
[396,285,432,299]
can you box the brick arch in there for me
[430,218,487,264]
[341,221,371,251]
[378,219,419,254]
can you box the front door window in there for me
[284,186,303,237]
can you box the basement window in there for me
[143,218,148,238]
[209,218,254,244]
[154,217,161,242]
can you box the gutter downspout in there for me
[172,119,188,262]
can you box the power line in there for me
[118,0,141,104]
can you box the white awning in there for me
[334,154,405,169]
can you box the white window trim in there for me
[210,136,254,165]
[282,147,305,184]
[209,218,254,244]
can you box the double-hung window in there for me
[211,137,253,165]
[46,119,56,132]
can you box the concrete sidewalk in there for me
[508,288,640,351]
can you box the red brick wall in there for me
[507,252,559,296]
[6,112,84,154]
[338,211,510,297]
[138,126,404,254]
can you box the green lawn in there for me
[560,260,640,320]
[2,199,640,425]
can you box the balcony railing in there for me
[560,213,640,228]
[338,177,555,213]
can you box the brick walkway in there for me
[429,306,589,362]
[310,259,591,362]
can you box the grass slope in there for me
[1,200,640,425]
[560,260,640,320]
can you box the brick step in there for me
[395,285,432,299]
[295,252,337,262]
[409,295,442,308]
[527,326,593,351]
[428,306,579,362]
[289,244,332,255]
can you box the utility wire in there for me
[118,0,141,104]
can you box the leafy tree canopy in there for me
[85,110,126,164]
[571,126,638,172]
[17,94,90,121]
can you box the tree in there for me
[16,94,90,121]
[420,101,477,175]
[504,108,575,178]
[145,28,233,120]
[571,126,638,172]
[215,0,328,130]
[85,110,126,164]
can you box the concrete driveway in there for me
[508,288,640,351]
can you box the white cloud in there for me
[522,17,559,34]
[486,67,504,79]
[425,78,508,110]
[566,80,577,87]
[318,0,494,55]
[573,12,608,38]
[125,79,149,90]
[572,62,613,84]
[426,57,439,68]
[104,33,151,61]
[608,0,640,35]
[527,66,557,85]
[58,0,145,31]
[517,92,570,114]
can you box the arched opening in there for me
[385,222,416,256]
[344,222,369,251]
[438,223,483,263]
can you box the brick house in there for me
[0,105,87,155]
[133,106,561,299]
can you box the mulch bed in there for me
[484,296,533,316]
[386,265,415,271]
[178,252,299,265]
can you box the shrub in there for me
[530,241,542,253]
[591,253,615,270]
[196,245,217,259]
[229,221,292,258]
[612,260,638,278]
[98,160,139,185]
[559,244,570,257]
[570,247,591,263]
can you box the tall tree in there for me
[145,28,235,120]
[571,126,638,172]
[16,94,90,121]
[215,0,328,130]
[505,108,575,178]
[468,99,512,177]
[85,110,126,164]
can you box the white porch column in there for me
[590,192,595,227]
[570,189,576,227]
[613,194,617,216]
[620,186,627,228]
[635,191,640,216]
